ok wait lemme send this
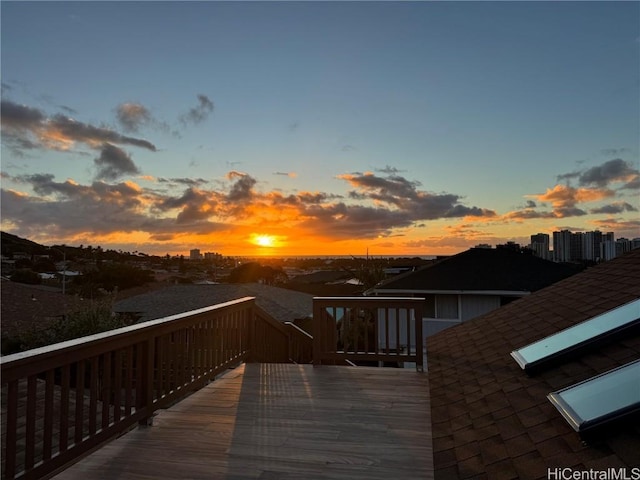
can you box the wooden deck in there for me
[51,363,432,480]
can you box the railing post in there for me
[248,304,256,362]
[312,301,322,366]
[4,380,18,479]
[414,303,424,373]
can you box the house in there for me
[367,247,581,338]
[286,269,365,296]
[0,282,86,353]
[113,283,313,324]
[427,248,640,478]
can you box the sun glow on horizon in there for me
[252,234,277,248]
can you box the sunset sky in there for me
[1,1,638,257]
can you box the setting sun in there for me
[253,234,276,248]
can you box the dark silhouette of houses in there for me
[0,281,85,352]
[367,247,582,337]
[427,248,640,478]
[114,283,313,324]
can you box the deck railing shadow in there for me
[1,295,423,480]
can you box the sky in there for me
[1,1,639,257]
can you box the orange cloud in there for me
[535,184,614,208]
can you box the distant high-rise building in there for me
[536,230,633,263]
[616,238,633,257]
[189,249,202,260]
[601,240,616,261]
[530,233,550,260]
[582,231,596,261]
[204,252,222,261]
[570,232,584,262]
[553,230,572,262]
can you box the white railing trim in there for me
[283,322,313,339]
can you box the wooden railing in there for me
[1,295,422,479]
[312,297,424,371]
[1,297,260,480]
[249,306,312,364]
[284,322,314,364]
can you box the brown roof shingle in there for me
[427,249,640,479]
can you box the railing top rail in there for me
[284,322,313,339]
[1,296,256,369]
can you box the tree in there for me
[74,263,154,293]
[15,258,33,269]
[227,262,287,284]
[11,269,41,285]
[343,258,387,290]
[7,296,128,352]
[33,257,57,273]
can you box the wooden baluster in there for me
[135,343,144,421]
[101,353,111,430]
[125,346,134,416]
[59,364,70,453]
[89,357,98,436]
[396,308,401,358]
[385,307,390,355]
[25,375,37,470]
[114,351,122,422]
[75,360,85,445]
[43,370,54,461]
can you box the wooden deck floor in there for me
[52,363,432,480]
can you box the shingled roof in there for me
[0,281,85,339]
[371,248,581,293]
[114,283,313,323]
[427,248,640,479]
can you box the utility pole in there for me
[49,245,67,314]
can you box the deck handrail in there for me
[1,297,256,480]
[283,322,313,364]
[2,295,424,479]
[249,307,313,364]
[312,296,424,371]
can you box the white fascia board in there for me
[370,289,530,297]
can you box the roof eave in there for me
[368,288,531,296]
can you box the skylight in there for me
[547,359,640,434]
[511,298,640,372]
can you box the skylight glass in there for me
[511,298,640,372]
[547,359,640,433]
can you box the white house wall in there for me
[434,294,459,319]
[424,318,461,337]
[460,295,501,322]
[373,292,524,353]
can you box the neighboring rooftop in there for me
[0,281,85,339]
[289,270,354,285]
[370,247,582,294]
[427,248,640,479]
[114,283,313,323]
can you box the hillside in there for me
[1,231,47,256]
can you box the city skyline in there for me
[1,2,639,257]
